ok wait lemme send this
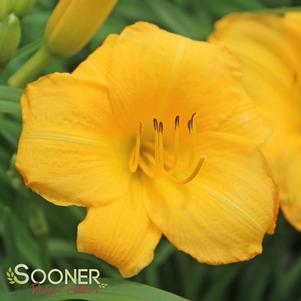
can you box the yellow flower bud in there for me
[0,0,12,21]
[0,13,21,69]
[44,0,117,58]
[8,0,117,87]
[12,0,36,17]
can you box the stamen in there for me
[129,123,142,173]
[153,118,158,131]
[169,115,180,172]
[159,121,163,133]
[139,152,156,178]
[153,118,160,169]
[133,114,203,184]
[191,113,196,128]
[164,155,206,184]
[188,119,192,133]
[175,115,180,130]
[158,122,164,171]
[187,113,196,132]
[188,113,197,166]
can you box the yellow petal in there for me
[17,73,130,207]
[45,0,117,57]
[77,178,161,277]
[73,34,117,80]
[210,14,300,132]
[108,22,251,138]
[144,132,277,264]
[283,12,301,84]
[210,13,301,232]
[217,87,272,145]
[284,12,301,52]
[264,134,301,231]
[73,21,270,146]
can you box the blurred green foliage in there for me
[1,0,301,300]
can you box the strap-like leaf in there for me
[0,279,189,301]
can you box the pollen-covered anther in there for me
[175,115,180,129]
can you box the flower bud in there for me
[0,0,12,21]
[12,0,36,17]
[0,14,21,69]
[44,0,117,58]
[8,0,117,87]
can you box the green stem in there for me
[8,46,54,88]
[252,6,301,15]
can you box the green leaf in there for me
[145,0,209,38]
[0,100,20,114]
[0,117,21,147]
[152,240,175,268]
[0,279,189,301]
[0,85,22,102]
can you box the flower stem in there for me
[8,46,54,88]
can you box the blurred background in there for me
[1,0,301,300]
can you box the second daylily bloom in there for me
[17,22,278,277]
[210,12,301,231]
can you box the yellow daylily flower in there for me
[17,22,278,277]
[45,0,117,58]
[210,12,301,231]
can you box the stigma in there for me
[129,113,205,184]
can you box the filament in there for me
[153,118,160,174]
[129,123,142,173]
[188,113,197,166]
[139,152,156,178]
[164,155,206,184]
[169,115,180,172]
[158,122,164,172]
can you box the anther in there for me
[159,121,163,133]
[188,119,192,132]
[191,113,196,128]
[153,119,158,131]
[175,115,180,129]
[188,113,196,132]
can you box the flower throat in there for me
[129,114,205,184]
